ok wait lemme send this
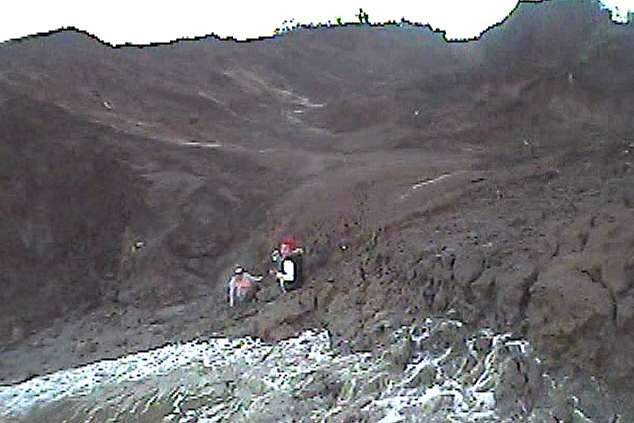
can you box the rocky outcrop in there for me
[527,255,613,362]
[495,263,538,328]
[526,207,634,384]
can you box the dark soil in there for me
[1,0,633,417]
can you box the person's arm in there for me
[229,278,235,307]
[276,259,295,282]
[245,273,264,282]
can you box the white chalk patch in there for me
[182,141,223,148]
[411,173,453,190]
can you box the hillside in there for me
[1,0,633,418]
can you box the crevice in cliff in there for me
[582,267,617,326]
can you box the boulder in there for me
[495,263,538,327]
[583,212,634,296]
[453,249,485,286]
[527,254,613,366]
[495,355,545,416]
[524,208,634,382]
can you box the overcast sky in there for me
[0,0,632,45]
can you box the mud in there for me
[1,0,634,417]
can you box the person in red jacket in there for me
[270,236,303,293]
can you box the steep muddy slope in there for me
[0,90,289,340]
[0,22,477,346]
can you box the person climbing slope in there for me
[270,236,304,293]
[228,265,263,307]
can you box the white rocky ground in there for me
[0,317,599,423]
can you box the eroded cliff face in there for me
[1,0,633,413]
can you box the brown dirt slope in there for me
[1,0,634,415]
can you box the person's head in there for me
[271,249,281,262]
[279,236,297,258]
[234,265,244,276]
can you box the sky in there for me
[0,0,632,45]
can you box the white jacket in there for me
[276,259,295,283]
[229,272,263,307]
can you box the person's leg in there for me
[236,288,247,306]
[244,286,256,303]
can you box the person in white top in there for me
[228,265,263,307]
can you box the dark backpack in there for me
[290,252,303,286]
